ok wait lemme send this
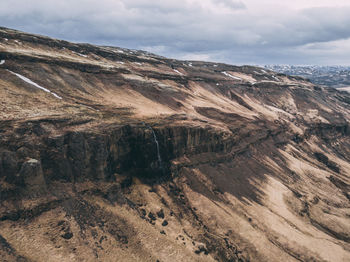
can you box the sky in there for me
[1,0,350,65]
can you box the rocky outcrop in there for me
[19,158,47,193]
[0,151,18,180]
[0,120,285,188]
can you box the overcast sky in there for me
[1,0,350,65]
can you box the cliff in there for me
[1,27,350,261]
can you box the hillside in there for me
[1,27,350,262]
[265,65,350,90]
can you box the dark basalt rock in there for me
[148,212,156,221]
[140,208,147,217]
[61,232,73,240]
[156,209,164,219]
[195,245,209,255]
[0,150,18,180]
[19,158,47,193]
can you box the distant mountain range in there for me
[265,65,350,90]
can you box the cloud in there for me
[0,0,350,65]
[211,0,246,9]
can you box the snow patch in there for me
[0,60,5,65]
[117,61,125,64]
[272,75,280,81]
[72,51,87,58]
[134,62,142,65]
[337,87,350,93]
[173,69,183,75]
[188,63,193,67]
[7,70,62,99]
[4,38,8,41]
[222,71,242,80]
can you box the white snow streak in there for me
[173,69,183,75]
[272,75,280,81]
[0,60,5,65]
[72,51,87,57]
[222,71,242,80]
[7,70,62,99]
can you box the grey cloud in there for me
[0,0,349,65]
[211,0,246,9]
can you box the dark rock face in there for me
[19,159,47,193]
[24,124,235,185]
[0,151,18,181]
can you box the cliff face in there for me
[1,27,350,262]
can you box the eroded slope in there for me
[1,27,350,262]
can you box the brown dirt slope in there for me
[1,27,350,261]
